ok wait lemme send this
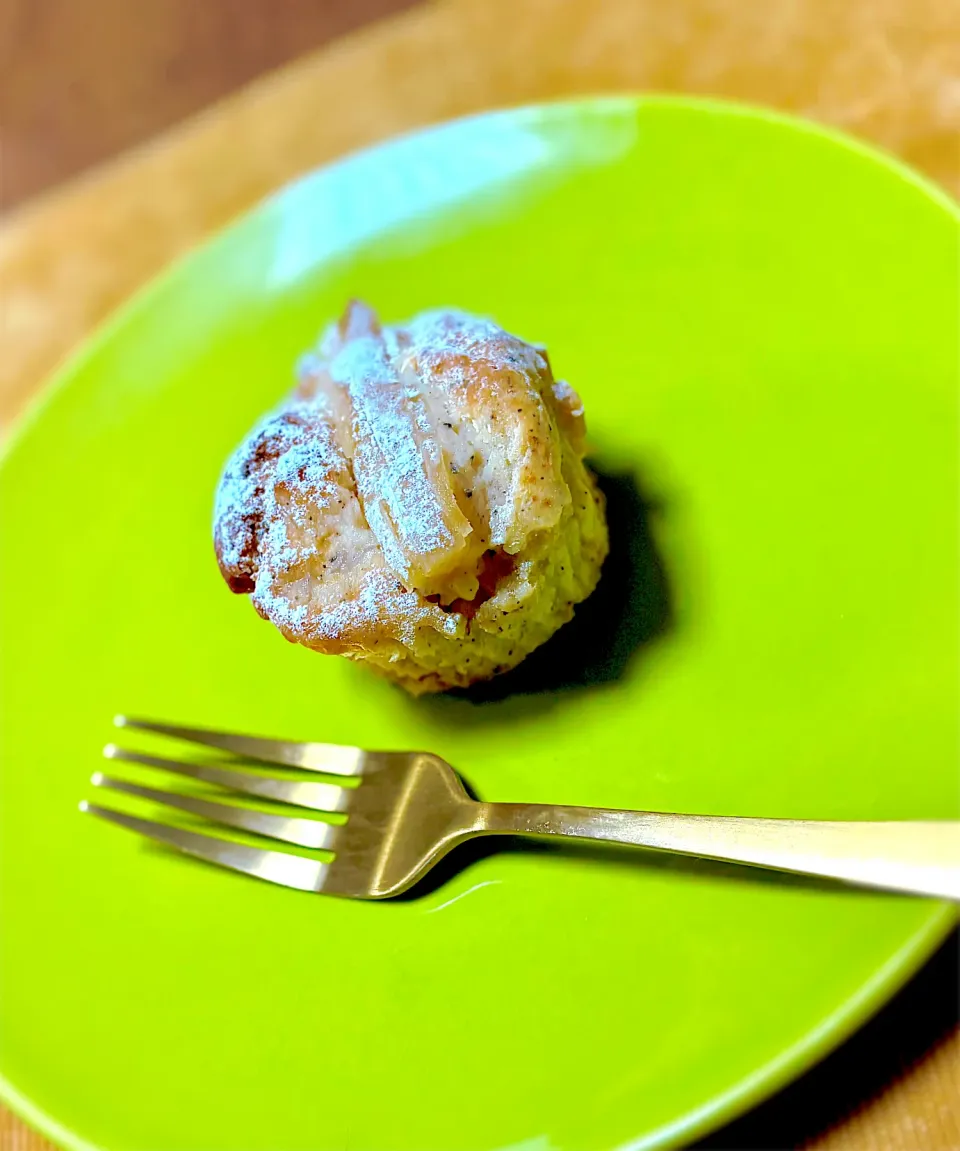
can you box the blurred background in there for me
[3,0,959,440]
[1,0,417,207]
[1,1,958,1149]
[3,0,958,209]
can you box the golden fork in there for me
[82,717,960,900]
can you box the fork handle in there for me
[480,805,960,900]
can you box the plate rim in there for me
[1,93,957,1151]
[3,91,958,470]
[1,909,956,1151]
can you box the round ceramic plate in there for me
[0,98,957,1151]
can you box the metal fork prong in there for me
[104,747,351,814]
[80,802,329,891]
[92,774,340,851]
[114,717,366,775]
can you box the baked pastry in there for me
[214,302,608,694]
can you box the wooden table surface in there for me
[1,0,958,1147]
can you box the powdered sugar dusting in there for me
[212,301,605,691]
[331,334,470,587]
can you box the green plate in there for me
[1,97,957,1151]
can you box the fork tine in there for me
[104,747,351,814]
[114,717,365,775]
[92,774,339,851]
[80,802,330,892]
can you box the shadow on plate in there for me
[417,462,675,727]
[692,928,960,1149]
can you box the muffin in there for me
[214,302,608,694]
